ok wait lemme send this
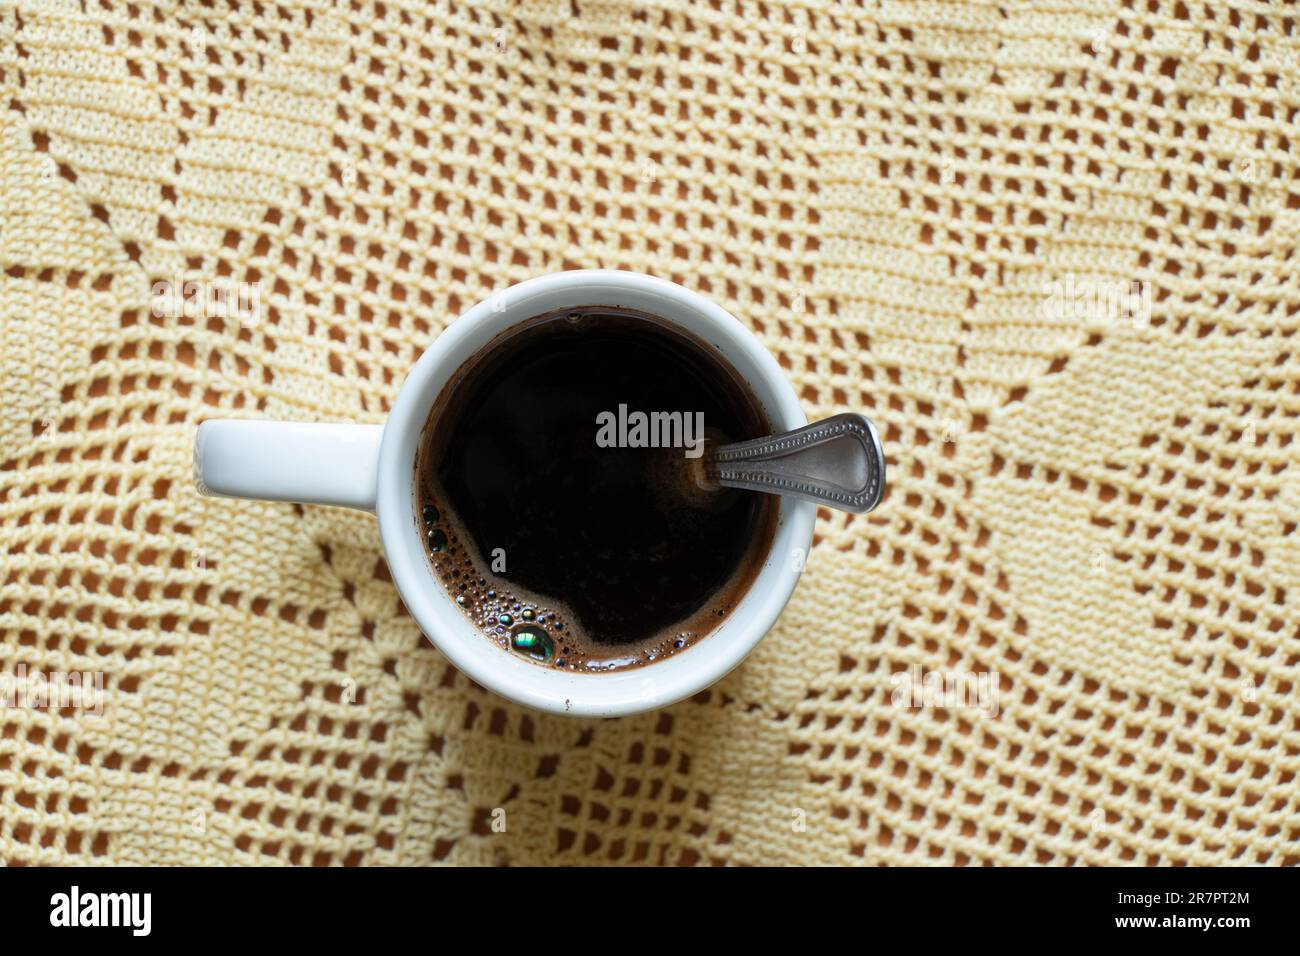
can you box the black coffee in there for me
[414,307,777,671]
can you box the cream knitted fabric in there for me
[2,0,1298,866]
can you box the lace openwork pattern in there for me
[1,0,1298,865]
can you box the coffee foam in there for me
[416,486,720,671]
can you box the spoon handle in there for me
[708,413,887,514]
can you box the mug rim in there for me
[375,270,815,717]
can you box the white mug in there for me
[194,270,816,717]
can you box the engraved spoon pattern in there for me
[704,413,886,514]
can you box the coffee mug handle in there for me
[194,420,384,512]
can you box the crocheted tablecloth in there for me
[2,0,1298,866]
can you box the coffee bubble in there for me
[510,625,554,662]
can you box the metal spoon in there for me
[701,413,886,514]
